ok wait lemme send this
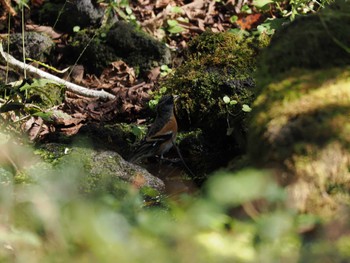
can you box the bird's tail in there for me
[128,141,156,163]
[172,141,196,178]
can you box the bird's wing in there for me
[128,131,174,162]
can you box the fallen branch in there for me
[0,42,116,101]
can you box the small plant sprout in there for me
[241,4,253,14]
[160,65,172,76]
[223,96,238,105]
[73,26,80,32]
[166,19,185,34]
[148,87,168,109]
[223,95,231,104]
[242,104,252,112]
[131,124,146,140]
[229,15,238,24]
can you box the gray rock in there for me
[35,0,104,32]
[89,150,165,193]
[6,32,55,62]
[38,143,165,194]
[107,21,171,74]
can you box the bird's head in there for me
[157,94,179,113]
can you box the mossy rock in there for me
[257,0,350,83]
[56,143,164,195]
[65,22,171,75]
[38,142,166,195]
[33,0,103,33]
[5,32,55,62]
[106,22,171,75]
[248,67,350,217]
[162,31,269,176]
[166,31,268,130]
[66,28,118,74]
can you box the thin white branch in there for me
[0,42,116,101]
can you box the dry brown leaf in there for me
[23,117,50,141]
[26,24,62,39]
[146,67,161,81]
[100,60,136,87]
[156,0,172,9]
[68,65,84,84]
[59,123,84,136]
[236,13,263,30]
[31,0,45,7]
[0,0,17,16]
[197,18,206,31]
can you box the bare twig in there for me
[0,42,116,101]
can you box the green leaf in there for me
[168,25,185,34]
[223,96,230,104]
[116,9,128,20]
[167,20,185,34]
[33,110,71,122]
[125,6,132,15]
[171,6,183,14]
[229,15,238,24]
[160,65,170,71]
[32,111,56,122]
[242,104,252,112]
[19,78,60,92]
[159,86,168,93]
[131,125,145,138]
[167,19,179,27]
[208,169,277,206]
[241,4,252,14]
[253,0,273,8]
[119,0,129,7]
[73,26,80,32]
[230,100,238,105]
[260,18,287,32]
[148,99,158,109]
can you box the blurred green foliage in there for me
[1,132,349,262]
[253,0,332,20]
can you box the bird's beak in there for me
[173,95,180,101]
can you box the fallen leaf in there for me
[236,13,263,30]
[26,24,62,39]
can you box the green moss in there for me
[36,0,102,33]
[66,21,171,75]
[248,67,350,216]
[256,0,350,84]
[68,28,118,74]
[106,21,171,74]
[35,143,69,165]
[165,31,269,131]
[153,31,270,177]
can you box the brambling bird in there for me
[129,94,178,163]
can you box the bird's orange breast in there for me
[153,114,177,139]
